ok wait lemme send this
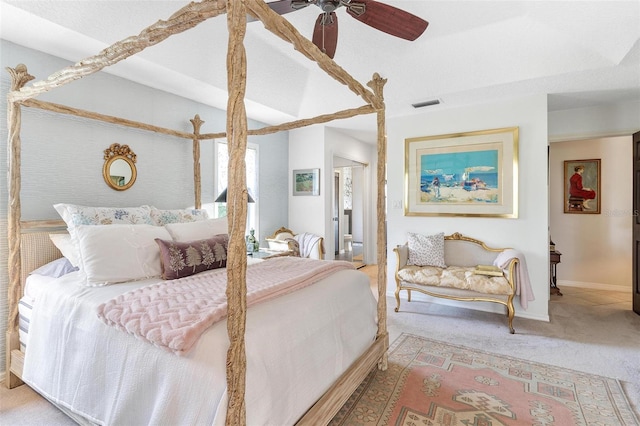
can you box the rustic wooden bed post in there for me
[368,73,389,370]
[5,64,34,388]
[190,114,204,209]
[226,0,249,423]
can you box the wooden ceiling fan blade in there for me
[346,0,428,41]
[312,12,338,59]
[247,0,309,22]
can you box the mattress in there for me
[19,274,58,351]
[22,261,378,425]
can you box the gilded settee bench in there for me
[393,232,518,333]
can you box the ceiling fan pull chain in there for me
[322,14,327,53]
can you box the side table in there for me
[550,250,562,296]
[248,249,292,260]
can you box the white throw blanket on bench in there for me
[494,249,534,309]
[294,232,322,258]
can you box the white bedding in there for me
[22,261,378,425]
[19,274,58,351]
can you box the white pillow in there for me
[407,232,447,268]
[30,257,78,278]
[165,217,228,242]
[53,203,153,228]
[49,233,81,268]
[74,224,172,286]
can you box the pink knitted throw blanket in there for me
[97,257,355,354]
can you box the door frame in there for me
[633,131,639,315]
[331,154,370,265]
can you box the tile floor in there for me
[551,284,632,310]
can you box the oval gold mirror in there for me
[103,143,137,191]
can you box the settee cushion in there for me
[397,265,512,295]
[407,232,446,268]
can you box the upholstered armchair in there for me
[266,227,325,260]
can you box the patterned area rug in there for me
[331,333,639,426]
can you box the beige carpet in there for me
[2,267,639,424]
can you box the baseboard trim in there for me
[557,280,630,292]
[388,292,550,322]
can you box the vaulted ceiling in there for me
[2,1,639,143]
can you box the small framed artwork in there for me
[404,127,519,217]
[563,159,601,214]
[293,168,320,196]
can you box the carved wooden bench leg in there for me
[506,297,515,334]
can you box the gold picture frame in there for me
[404,127,519,217]
[103,143,137,191]
[563,159,601,214]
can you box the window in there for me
[215,140,258,234]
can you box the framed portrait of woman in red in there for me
[563,159,601,214]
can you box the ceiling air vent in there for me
[412,99,441,108]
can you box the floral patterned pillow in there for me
[149,207,209,226]
[407,232,447,268]
[155,234,229,280]
[54,203,154,227]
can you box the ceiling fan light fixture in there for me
[412,99,441,108]
[318,0,341,12]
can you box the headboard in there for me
[19,222,66,292]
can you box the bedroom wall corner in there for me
[288,125,377,262]
[288,125,327,238]
[250,131,289,246]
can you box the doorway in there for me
[549,135,634,308]
[333,157,367,268]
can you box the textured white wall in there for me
[387,95,551,322]
[0,40,288,375]
[549,136,632,289]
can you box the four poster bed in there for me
[5,1,389,424]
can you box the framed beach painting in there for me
[293,168,320,196]
[563,159,600,214]
[404,127,519,217]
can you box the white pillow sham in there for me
[165,217,228,242]
[74,224,172,286]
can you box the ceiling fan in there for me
[252,0,428,59]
